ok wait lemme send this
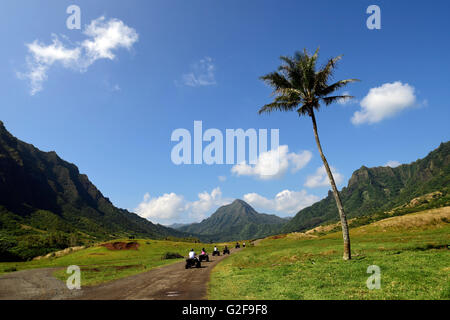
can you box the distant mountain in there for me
[283,141,450,233]
[179,199,286,241]
[0,121,188,261]
[167,223,192,230]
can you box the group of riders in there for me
[185,242,246,269]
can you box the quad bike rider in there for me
[243,242,246,248]
[235,242,240,249]
[198,248,209,262]
[223,245,230,255]
[185,249,201,269]
[212,246,220,256]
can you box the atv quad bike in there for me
[212,250,220,256]
[223,248,230,255]
[198,254,209,262]
[185,258,201,269]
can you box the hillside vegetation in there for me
[283,141,450,233]
[0,121,190,261]
[209,206,450,300]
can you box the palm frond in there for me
[314,55,343,91]
[260,72,293,94]
[322,95,354,105]
[318,79,360,96]
[258,100,298,114]
[279,55,305,90]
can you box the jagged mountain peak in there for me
[180,199,286,241]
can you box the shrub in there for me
[162,252,183,260]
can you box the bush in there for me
[162,252,183,260]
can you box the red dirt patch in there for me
[270,234,287,240]
[101,242,140,251]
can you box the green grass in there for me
[2,208,448,299]
[209,208,450,300]
[0,239,231,286]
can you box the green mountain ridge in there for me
[283,141,450,233]
[179,199,286,242]
[0,121,189,261]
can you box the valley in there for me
[1,205,448,300]
[0,121,449,300]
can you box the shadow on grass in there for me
[408,244,448,251]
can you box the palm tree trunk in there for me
[310,110,351,260]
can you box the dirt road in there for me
[0,268,83,300]
[0,248,240,300]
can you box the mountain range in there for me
[0,121,190,261]
[1,119,448,260]
[283,141,450,233]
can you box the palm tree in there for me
[258,48,359,260]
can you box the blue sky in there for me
[1,0,449,225]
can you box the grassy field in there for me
[209,207,450,300]
[0,239,231,286]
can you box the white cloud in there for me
[19,16,138,95]
[180,57,216,87]
[82,17,138,65]
[351,82,417,125]
[185,187,232,221]
[27,36,81,65]
[243,189,319,215]
[19,36,81,95]
[135,192,185,223]
[288,150,313,172]
[385,160,401,168]
[231,145,312,180]
[218,175,227,182]
[304,165,344,188]
[135,187,232,224]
